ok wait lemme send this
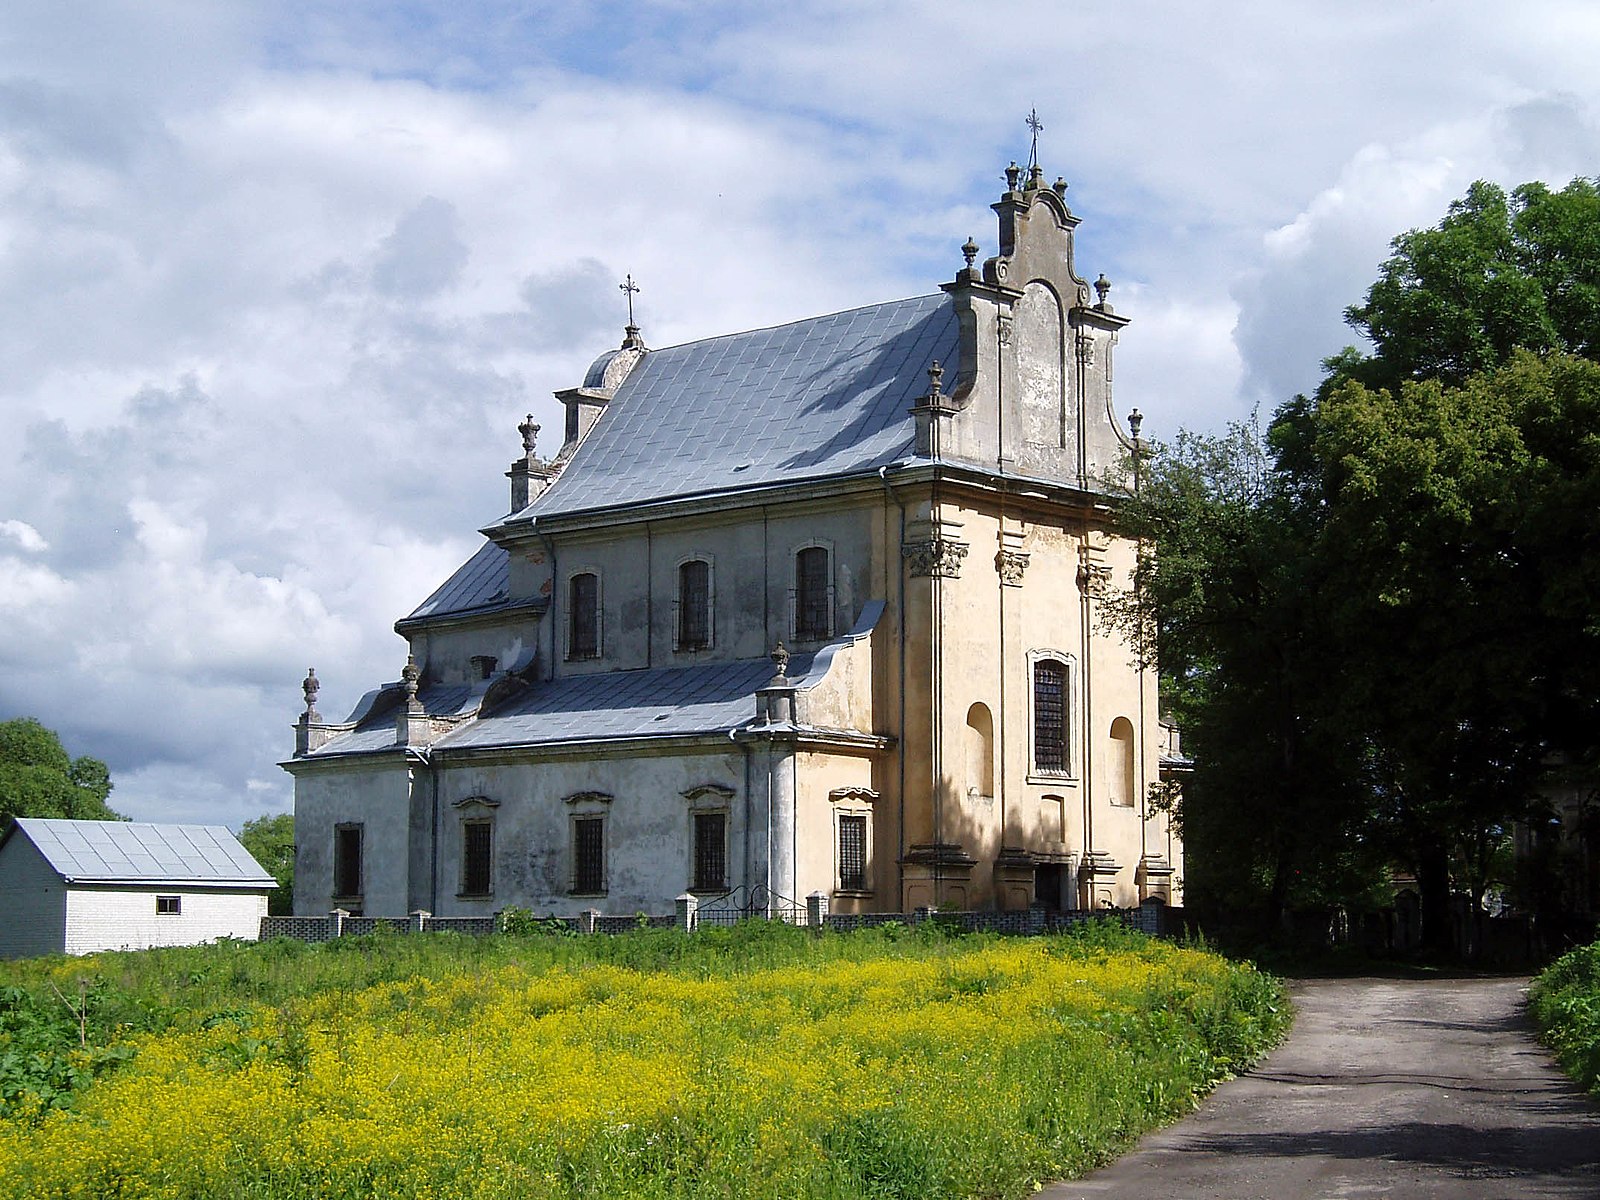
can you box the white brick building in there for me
[0,819,276,958]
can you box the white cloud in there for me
[0,519,47,553]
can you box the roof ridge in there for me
[640,291,947,357]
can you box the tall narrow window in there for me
[678,559,711,650]
[795,546,831,640]
[693,811,727,892]
[573,816,605,894]
[1033,659,1068,773]
[461,820,493,896]
[569,572,599,659]
[838,814,868,891]
[334,824,363,899]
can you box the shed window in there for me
[678,559,711,650]
[156,895,181,915]
[569,572,600,659]
[795,546,831,640]
[693,811,727,892]
[1033,659,1068,773]
[461,820,493,896]
[573,816,606,895]
[334,824,363,899]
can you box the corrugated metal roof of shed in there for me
[11,819,275,886]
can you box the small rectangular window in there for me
[693,811,727,892]
[334,824,363,899]
[569,572,599,659]
[678,560,711,649]
[461,820,493,896]
[573,817,605,894]
[156,895,181,915]
[838,814,868,891]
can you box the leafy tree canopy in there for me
[238,812,294,916]
[0,717,122,823]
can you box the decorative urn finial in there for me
[770,641,790,681]
[1094,273,1112,308]
[401,655,421,705]
[1004,161,1022,192]
[519,414,540,457]
[1128,408,1143,441]
[927,360,944,400]
[1052,176,1068,199]
[961,236,979,269]
[301,667,320,718]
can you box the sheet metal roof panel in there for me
[307,684,477,758]
[433,654,814,751]
[13,819,275,886]
[404,541,510,623]
[522,294,957,519]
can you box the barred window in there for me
[573,817,605,894]
[334,824,363,899]
[693,811,727,892]
[678,559,711,649]
[795,547,830,640]
[838,814,868,891]
[461,820,493,896]
[1033,659,1068,772]
[569,572,599,659]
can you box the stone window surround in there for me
[684,784,735,894]
[672,552,716,653]
[1027,648,1079,782]
[452,795,500,900]
[565,790,613,896]
[565,566,603,661]
[829,786,877,897]
[789,539,836,643]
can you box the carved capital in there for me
[1075,329,1096,367]
[1077,560,1112,596]
[995,548,1030,587]
[903,539,969,578]
[997,313,1013,346]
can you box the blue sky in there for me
[4,0,1600,826]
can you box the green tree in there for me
[0,717,122,822]
[238,812,294,915]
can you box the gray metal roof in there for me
[433,653,815,751]
[519,293,958,520]
[403,541,510,624]
[310,682,478,757]
[9,819,275,887]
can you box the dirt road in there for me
[1044,975,1600,1199]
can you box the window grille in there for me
[461,820,493,896]
[795,547,830,640]
[838,814,868,891]
[334,824,363,899]
[1034,660,1067,772]
[569,572,599,659]
[156,895,181,915]
[573,817,605,894]
[693,811,727,892]
[678,560,711,649]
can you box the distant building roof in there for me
[514,293,959,521]
[6,819,275,888]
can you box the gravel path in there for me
[1043,975,1600,1199]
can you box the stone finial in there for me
[1053,176,1068,199]
[1094,273,1112,309]
[519,414,540,457]
[1027,163,1045,192]
[1004,161,1022,192]
[961,236,979,269]
[1128,408,1143,441]
[770,641,790,682]
[301,667,321,721]
[401,654,422,709]
[927,360,944,400]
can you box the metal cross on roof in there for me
[619,273,640,327]
[1026,108,1044,172]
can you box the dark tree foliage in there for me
[238,812,295,916]
[0,717,122,823]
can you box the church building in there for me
[284,161,1182,919]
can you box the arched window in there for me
[1031,656,1070,775]
[794,545,832,640]
[677,559,712,650]
[1109,716,1136,807]
[568,571,599,659]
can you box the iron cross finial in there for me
[619,273,640,327]
[1026,108,1044,172]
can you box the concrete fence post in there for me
[409,910,431,935]
[582,909,601,935]
[806,891,829,930]
[329,908,349,939]
[676,893,699,933]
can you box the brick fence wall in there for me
[260,901,1186,944]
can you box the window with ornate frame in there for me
[453,796,499,899]
[565,791,613,896]
[683,784,734,894]
[830,786,877,895]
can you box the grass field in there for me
[0,920,1288,1199]
[1530,936,1600,1100]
